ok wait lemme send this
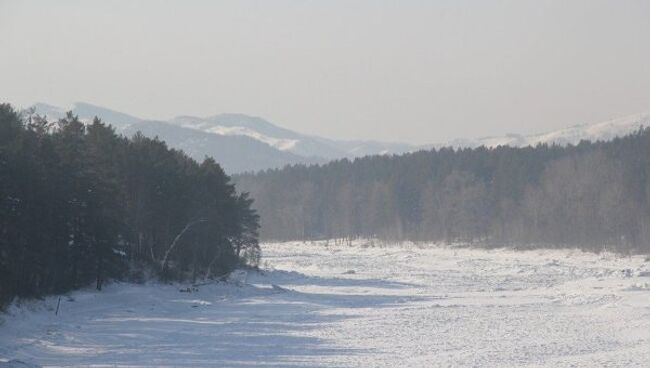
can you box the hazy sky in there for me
[1,1,649,144]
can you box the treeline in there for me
[236,128,650,252]
[0,104,259,305]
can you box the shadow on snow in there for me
[9,269,422,367]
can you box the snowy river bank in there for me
[1,241,650,367]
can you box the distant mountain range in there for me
[446,112,650,149]
[30,102,649,173]
[30,102,420,173]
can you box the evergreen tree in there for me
[0,104,260,306]
[236,127,650,253]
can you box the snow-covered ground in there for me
[2,241,650,367]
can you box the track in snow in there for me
[1,241,650,367]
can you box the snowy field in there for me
[2,241,650,367]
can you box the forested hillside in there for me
[0,104,260,305]
[236,129,650,252]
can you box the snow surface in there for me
[447,112,650,149]
[172,116,300,152]
[2,241,650,367]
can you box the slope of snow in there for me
[446,112,650,149]
[2,241,650,367]
[173,116,300,152]
[170,115,421,158]
[527,112,650,146]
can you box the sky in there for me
[1,0,649,144]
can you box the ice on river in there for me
[2,241,650,367]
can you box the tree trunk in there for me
[160,219,206,273]
[96,255,103,291]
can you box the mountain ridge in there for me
[29,102,650,173]
[445,112,650,149]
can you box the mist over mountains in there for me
[31,102,649,173]
[31,102,420,173]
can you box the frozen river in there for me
[2,241,650,367]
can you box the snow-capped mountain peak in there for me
[171,116,299,152]
[28,102,650,173]
[28,102,418,172]
[444,112,650,149]
[527,112,650,146]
